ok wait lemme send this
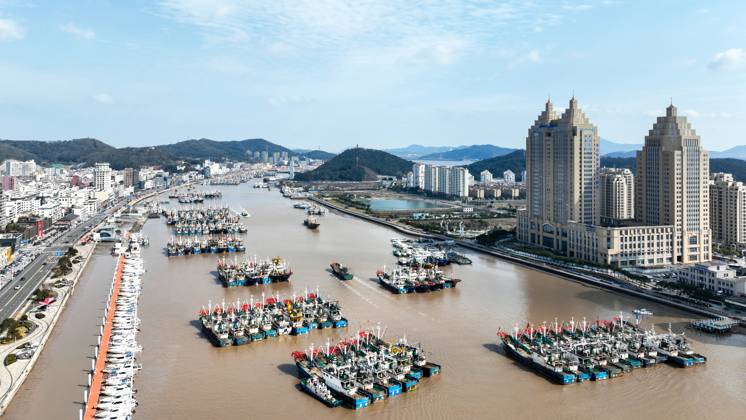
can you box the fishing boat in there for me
[330,262,354,280]
[304,215,320,230]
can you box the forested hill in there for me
[294,148,412,181]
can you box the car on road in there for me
[14,285,20,290]
[20,276,26,281]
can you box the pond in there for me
[367,198,441,211]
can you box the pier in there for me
[82,256,124,420]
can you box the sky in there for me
[0,1,745,152]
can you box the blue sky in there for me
[0,1,745,152]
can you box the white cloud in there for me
[0,18,24,41]
[708,48,746,71]
[562,3,593,12]
[268,95,316,106]
[527,49,542,63]
[92,93,114,104]
[60,22,96,40]
[154,1,573,51]
[683,109,700,117]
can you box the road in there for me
[0,198,127,322]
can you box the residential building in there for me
[94,162,112,192]
[123,168,135,188]
[412,163,426,189]
[710,172,746,246]
[600,167,634,225]
[518,97,600,252]
[636,104,711,264]
[678,262,746,296]
[503,169,516,185]
[2,176,16,191]
[480,170,493,184]
[450,167,470,198]
[424,165,439,192]
[436,166,451,195]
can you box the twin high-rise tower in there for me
[518,98,711,267]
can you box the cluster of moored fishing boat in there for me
[90,247,145,419]
[165,236,245,256]
[391,238,471,266]
[498,315,707,385]
[198,291,348,346]
[292,327,441,410]
[163,207,247,235]
[174,191,222,203]
[376,265,460,294]
[216,256,293,287]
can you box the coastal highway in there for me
[0,199,126,322]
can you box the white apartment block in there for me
[450,167,470,198]
[436,166,451,195]
[678,263,746,296]
[94,162,112,192]
[2,159,37,177]
[411,163,426,189]
[503,169,516,185]
[480,170,493,184]
[600,167,634,223]
[710,172,746,246]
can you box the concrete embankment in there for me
[0,242,97,414]
[309,196,733,321]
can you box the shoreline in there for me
[0,184,181,415]
[308,195,737,322]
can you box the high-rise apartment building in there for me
[450,167,470,198]
[424,165,438,192]
[123,168,135,188]
[519,97,599,251]
[599,168,634,224]
[503,170,515,185]
[94,162,112,192]
[636,104,710,263]
[517,99,701,268]
[480,170,493,184]
[412,163,426,189]
[710,172,746,246]
[436,166,451,195]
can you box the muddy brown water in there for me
[7,184,746,419]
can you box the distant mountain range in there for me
[418,144,516,161]
[466,152,746,183]
[388,140,643,160]
[294,148,411,182]
[0,138,334,170]
[385,144,456,160]
[710,146,746,160]
[600,138,642,157]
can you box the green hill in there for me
[295,148,412,181]
[465,150,526,177]
[0,137,336,170]
[157,138,291,160]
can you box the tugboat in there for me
[304,215,320,230]
[330,262,353,280]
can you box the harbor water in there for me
[7,184,746,419]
